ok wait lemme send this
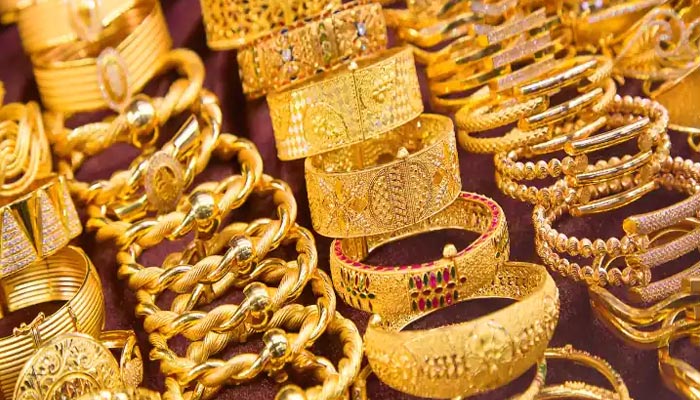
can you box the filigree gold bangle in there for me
[330,192,509,324]
[237,1,387,99]
[267,46,423,160]
[30,0,172,113]
[305,114,461,238]
[200,0,340,50]
[0,175,82,277]
[365,261,559,399]
[352,357,547,400]
[78,388,162,400]
[0,246,105,400]
[0,100,52,198]
[14,330,143,400]
[17,0,136,54]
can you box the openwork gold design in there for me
[305,114,461,238]
[200,0,341,50]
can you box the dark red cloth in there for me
[1,1,696,399]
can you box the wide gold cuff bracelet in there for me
[14,330,142,400]
[237,0,388,99]
[268,46,423,160]
[364,261,559,399]
[29,0,172,113]
[331,192,509,324]
[17,0,136,54]
[200,0,340,50]
[0,175,81,277]
[0,246,105,400]
[305,114,461,238]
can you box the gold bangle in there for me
[352,357,547,400]
[237,1,388,99]
[267,46,423,160]
[14,330,143,400]
[0,100,52,198]
[0,175,82,277]
[17,0,136,54]
[78,388,161,400]
[0,246,105,400]
[30,0,172,113]
[304,114,461,238]
[659,306,700,399]
[538,346,631,400]
[200,0,340,50]
[330,192,509,324]
[364,261,559,399]
[0,0,25,24]
[456,55,614,153]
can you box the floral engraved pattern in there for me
[14,333,121,400]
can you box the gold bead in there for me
[189,191,218,222]
[125,96,157,132]
[275,385,305,400]
[229,235,255,264]
[244,282,270,313]
[263,329,290,361]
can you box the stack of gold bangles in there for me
[6,0,700,398]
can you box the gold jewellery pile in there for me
[2,0,700,399]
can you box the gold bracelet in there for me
[330,191,508,324]
[305,114,461,238]
[0,246,104,400]
[352,357,547,400]
[365,261,559,399]
[14,330,142,400]
[200,0,340,50]
[0,100,52,198]
[659,306,700,399]
[0,0,24,23]
[17,0,136,54]
[78,388,161,400]
[538,346,631,400]
[268,46,423,160]
[237,1,388,99]
[29,0,172,113]
[589,276,700,348]
[456,55,614,153]
[0,175,81,277]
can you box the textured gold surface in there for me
[330,192,509,323]
[237,1,387,99]
[268,47,423,160]
[200,0,340,49]
[365,262,559,398]
[305,114,461,238]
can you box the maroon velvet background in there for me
[1,1,698,399]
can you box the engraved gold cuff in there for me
[17,0,136,54]
[268,46,423,160]
[330,192,509,324]
[237,1,388,99]
[30,0,172,113]
[0,246,105,400]
[364,261,559,399]
[14,330,143,400]
[200,0,340,50]
[0,175,81,277]
[305,114,461,238]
